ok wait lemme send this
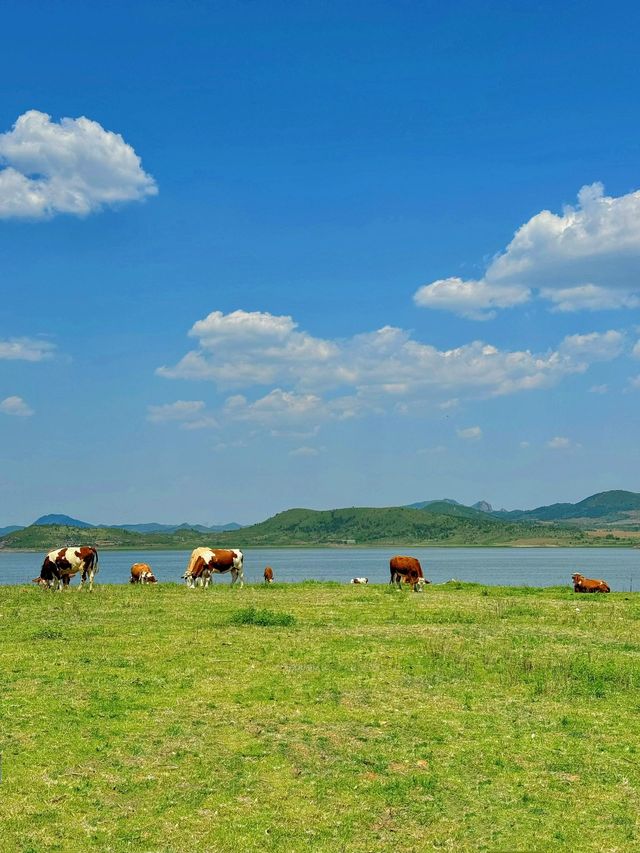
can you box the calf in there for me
[130,563,157,584]
[572,572,610,593]
[389,555,429,592]
[32,546,99,591]
[264,566,274,583]
[350,577,368,584]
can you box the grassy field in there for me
[1,582,639,852]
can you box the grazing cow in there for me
[350,577,368,584]
[130,563,157,584]
[572,572,610,593]
[389,555,430,592]
[264,566,274,583]
[32,546,99,591]
[183,547,244,589]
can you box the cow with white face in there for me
[32,546,99,591]
[183,547,244,589]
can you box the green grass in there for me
[1,582,639,851]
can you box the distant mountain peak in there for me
[33,513,94,528]
[472,500,493,513]
[405,498,460,509]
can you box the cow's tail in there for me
[93,547,99,575]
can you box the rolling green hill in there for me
[211,506,584,546]
[0,524,209,551]
[417,501,500,522]
[7,503,638,549]
[494,490,640,525]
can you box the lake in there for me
[1,547,638,590]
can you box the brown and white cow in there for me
[572,572,610,593]
[130,563,157,584]
[350,577,368,584]
[264,566,274,583]
[32,546,99,591]
[183,547,244,589]
[389,555,429,592]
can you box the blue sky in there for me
[1,0,639,525]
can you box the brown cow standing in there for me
[130,563,157,584]
[572,572,610,593]
[264,566,274,583]
[32,546,99,591]
[389,555,429,592]
[183,547,244,588]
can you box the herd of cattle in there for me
[30,546,613,593]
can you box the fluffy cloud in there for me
[0,110,156,219]
[0,337,56,361]
[223,389,327,428]
[158,310,338,387]
[414,277,530,320]
[457,426,482,440]
[147,400,217,430]
[547,436,572,449]
[158,310,628,430]
[414,183,640,317]
[0,395,33,416]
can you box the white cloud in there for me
[547,436,571,449]
[414,277,530,320]
[0,110,156,219]
[158,310,627,430]
[558,330,625,362]
[519,441,530,448]
[457,426,482,440]
[158,310,338,387]
[0,337,56,361]
[589,384,608,394]
[289,446,321,457]
[628,375,640,390]
[0,395,33,416]
[414,183,640,317]
[632,341,640,359]
[147,400,217,430]
[542,285,640,313]
[223,389,326,428]
[438,398,459,410]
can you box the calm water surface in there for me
[1,547,638,590]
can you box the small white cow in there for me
[350,577,369,584]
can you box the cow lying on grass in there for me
[572,572,610,593]
[390,555,429,592]
[32,547,99,591]
[130,563,157,584]
[350,577,368,584]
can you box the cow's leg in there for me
[88,568,95,592]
